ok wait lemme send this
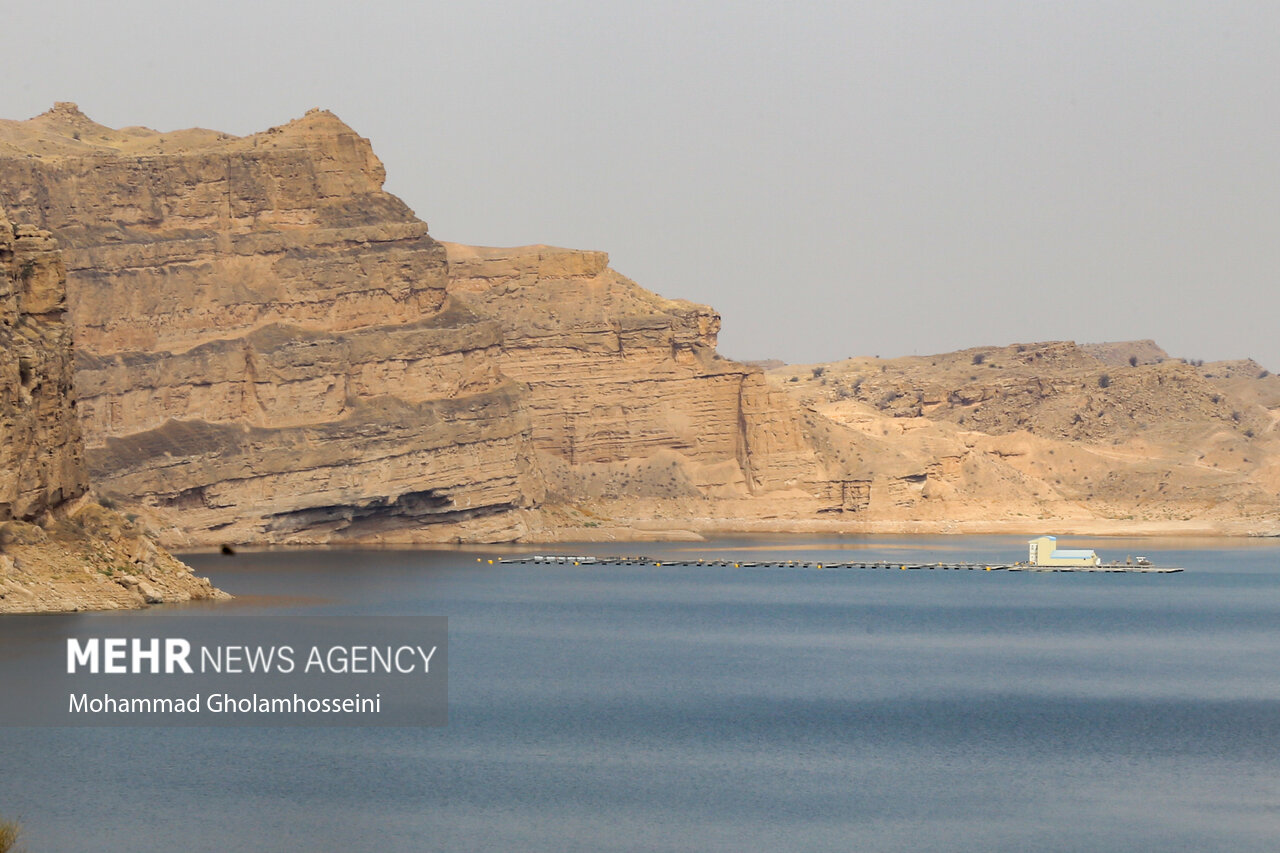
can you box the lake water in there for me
[2,535,1280,852]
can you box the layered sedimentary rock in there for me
[0,203,224,611]
[444,244,828,504]
[0,205,85,519]
[13,102,1260,541]
[0,105,549,544]
[0,105,844,545]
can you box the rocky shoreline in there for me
[8,509,1268,614]
[0,499,227,614]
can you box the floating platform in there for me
[1006,565,1182,573]
[491,556,1182,573]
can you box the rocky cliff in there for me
[5,103,1269,543]
[0,205,84,519]
[0,105,844,545]
[0,202,224,611]
[443,244,827,504]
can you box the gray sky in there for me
[6,1,1279,369]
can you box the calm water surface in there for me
[2,535,1280,852]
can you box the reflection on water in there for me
[2,535,1279,852]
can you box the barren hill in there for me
[768,341,1280,533]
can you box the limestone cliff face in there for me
[444,244,826,504]
[0,202,224,611]
[1,103,440,355]
[0,105,550,544]
[0,205,86,519]
[0,105,840,544]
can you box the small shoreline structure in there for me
[488,536,1184,573]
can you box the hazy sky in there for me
[5,1,1279,369]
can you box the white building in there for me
[1028,536,1100,567]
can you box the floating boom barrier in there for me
[481,555,1183,573]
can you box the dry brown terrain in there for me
[760,340,1280,535]
[1,103,1276,563]
[0,501,223,613]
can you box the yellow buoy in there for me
[487,559,493,564]
[901,565,906,570]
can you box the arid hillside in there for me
[765,340,1280,534]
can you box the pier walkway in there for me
[491,556,1183,573]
